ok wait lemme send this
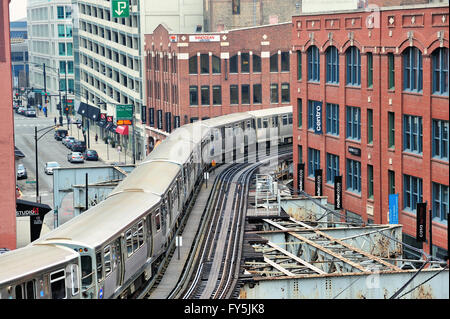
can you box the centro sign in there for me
[314,101,322,134]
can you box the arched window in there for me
[212,55,221,73]
[230,54,238,73]
[432,47,449,95]
[403,46,422,92]
[307,46,320,82]
[253,54,261,72]
[346,46,361,86]
[326,46,339,84]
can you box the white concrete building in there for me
[72,0,204,161]
[27,0,74,116]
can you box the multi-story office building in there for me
[10,18,29,89]
[144,22,293,149]
[292,3,448,258]
[72,0,204,162]
[0,0,17,249]
[27,0,75,114]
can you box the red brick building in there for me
[292,4,448,258]
[0,0,17,250]
[144,22,292,149]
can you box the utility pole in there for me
[34,127,39,203]
[132,104,136,164]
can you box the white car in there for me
[44,161,60,175]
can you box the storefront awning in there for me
[115,125,129,135]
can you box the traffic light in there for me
[44,92,48,103]
[15,92,19,98]
[64,106,69,114]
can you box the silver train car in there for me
[0,106,292,299]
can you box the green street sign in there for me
[26,180,36,184]
[116,104,133,121]
[112,0,130,18]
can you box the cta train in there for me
[0,106,292,299]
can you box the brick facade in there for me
[292,4,449,255]
[0,0,17,249]
[144,22,292,149]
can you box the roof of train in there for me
[110,161,181,196]
[246,105,293,117]
[0,244,79,285]
[144,136,195,164]
[36,191,160,248]
[200,112,252,128]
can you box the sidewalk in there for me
[48,110,136,166]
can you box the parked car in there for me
[71,141,86,152]
[62,136,75,147]
[67,152,84,163]
[25,108,36,117]
[83,149,98,161]
[44,161,60,175]
[17,107,26,115]
[16,164,27,179]
[54,129,68,141]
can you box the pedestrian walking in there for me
[43,106,47,117]
[54,117,57,125]
[95,134,98,143]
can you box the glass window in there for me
[432,182,449,223]
[232,0,240,14]
[307,100,321,130]
[297,98,302,128]
[326,46,339,84]
[308,46,320,82]
[432,48,449,95]
[326,153,339,185]
[403,174,423,212]
[308,148,320,177]
[326,103,339,136]
[403,115,423,154]
[388,53,395,90]
[67,61,73,74]
[367,109,373,144]
[432,119,449,161]
[189,86,198,105]
[230,54,238,73]
[189,55,197,74]
[200,54,209,74]
[66,25,72,38]
[58,24,65,37]
[368,165,374,199]
[241,84,250,104]
[138,221,144,247]
[59,43,66,56]
[212,55,221,73]
[346,159,361,193]
[346,106,361,140]
[201,86,210,105]
[388,170,396,195]
[230,85,239,104]
[297,50,302,80]
[281,51,290,72]
[126,229,133,256]
[57,6,65,19]
[367,52,373,88]
[253,84,262,104]
[270,83,278,103]
[270,53,278,72]
[104,246,111,277]
[212,85,221,105]
[253,54,261,72]
[346,46,361,86]
[50,270,66,299]
[388,112,395,148]
[67,43,73,56]
[241,53,250,73]
[403,47,423,92]
[281,83,290,103]
[59,61,66,74]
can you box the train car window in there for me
[282,115,288,126]
[257,118,261,128]
[15,285,23,299]
[96,252,103,282]
[50,270,66,299]
[70,264,79,296]
[246,120,251,129]
[272,116,278,127]
[112,239,121,270]
[288,114,293,124]
[155,211,161,232]
[26,281,35,299]
[104,246,112,277]
[263,118,269,128]
[133,225,139,252]
[81,256,93,288]
[126,229,133,257]
[138,221,144,247]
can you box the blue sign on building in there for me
[314,101,322,134]
[389,194,399,224]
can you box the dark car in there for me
[54,129,68,141]
[71,141,86,152]
[83,149,98,161]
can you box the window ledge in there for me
[431,93,449,99]
[431,157,449,164]
[345,190,362,199]
[402,151,423,159]
[402,90,423,96]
